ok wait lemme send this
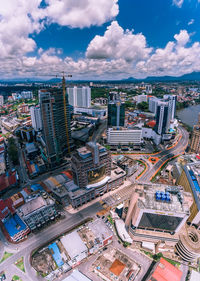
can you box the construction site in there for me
[92,247,140,281]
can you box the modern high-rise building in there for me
[164,94,177,121]
[107,92,125,128]
[67,86,91,108]
[190,113,200,154]
[0,95,4,106]
[108,91,119,102]
[148,97,159,114]
[145,84,152,94]
[71,142,111,189]
[30,106,42,131]
[154,101,170,135]
[39,88,72,168]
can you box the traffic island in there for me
[136,160,147,180]
[14,257,25,273]
[11,275,22,281]
[148,157,159,164]
[0,252,13,263]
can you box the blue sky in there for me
[1,0,200,79]
[33,0,200,58]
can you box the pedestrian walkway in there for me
[103,184,134,206]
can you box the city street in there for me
[0,202,102,281]
[0,125,189,280]
[138,125,189,182]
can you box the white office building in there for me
[30,106,42,131]
[67,86,91,108]
[155,101,170,135]
[145,84,152,94]
[107,128,142,145]
[136,94,148,104]
[164,94,177,121]
[149,97,159,114]
[0,95,4,106]
[21,91,33,99]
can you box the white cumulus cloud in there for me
[0,0,119,78]
[174,30,190,46]
[0,0,119,59]
[44,0,119,28]
[86,21,152,63]
[1,2,200,80]
[0,0,42,58]
[138,30,200,77]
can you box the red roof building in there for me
[62,170,73,180]
[149,258,182,281]
[0,199,15,221]
[0,171,18,193]
[146,120,156,128]
[109,259,126,277]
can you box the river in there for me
[177,104,200,127]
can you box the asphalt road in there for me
[92,119,107,143]
[138,126,189,182]
[0,202,103,280]
[0,125,189,280]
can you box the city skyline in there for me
[1,0,200,80]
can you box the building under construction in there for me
[39,87,72,168]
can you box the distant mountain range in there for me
[124,71,200,82]
[2,71,200,83]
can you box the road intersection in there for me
[0,125,189,281]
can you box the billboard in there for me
[87,166,106,185]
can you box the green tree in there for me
[91,88,108,99]
[8,137,19,165]
[137,101,149,111]
[124,101,136,109]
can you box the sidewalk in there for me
[65,179,132,214]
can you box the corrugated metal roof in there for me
[60,231,87,260]
[150,258,182,281]
[63,270,92,281]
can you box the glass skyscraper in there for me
[39,89,72,168]
[107,92,125,128]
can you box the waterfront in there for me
[177,104,200,127]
